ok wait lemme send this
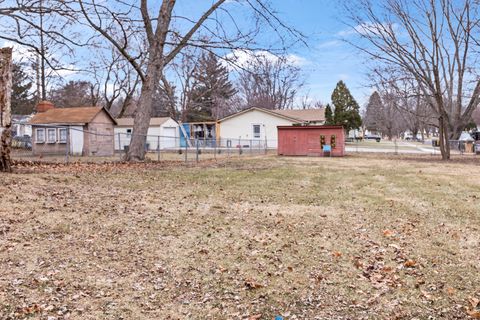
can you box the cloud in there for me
[223,49,308,70]
[317,40,341,49]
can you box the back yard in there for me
[1,155,480,319]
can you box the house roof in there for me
[29,107,116,125]
[219,107,325,123]
[270,108,325,122]
[115,117,174,127]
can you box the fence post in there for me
[184,140,188,163]
[264,136,268,155]
[157,135,160,161]
[214,138,217,160]
[117,133,122,160]
[394,138,398,155]
[196,139,199,163]
[65,126,70,163]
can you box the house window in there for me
[253,124,261,138]
[36,128,45,143]
[47,128,57,143]
[58,128,67,143]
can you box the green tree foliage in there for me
[331,81,362,132]
[324,103,334,125]
[188,52,236,121]
[363,91,383,131]
[11,63,35,115]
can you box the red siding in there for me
[277,126,345,157]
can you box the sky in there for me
[269,0,371,106]
[1,0,373,107]
[175,0,372,106]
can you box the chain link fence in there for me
[10,122,277,164]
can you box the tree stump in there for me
[0,47,13,172]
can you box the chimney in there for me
[36,101,54,113]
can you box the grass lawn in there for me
[1,155,479,319]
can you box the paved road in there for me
[346,141,442,155]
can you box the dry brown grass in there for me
[1,155,480,319]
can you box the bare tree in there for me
[345,0,480,159]
[77,0,303,160]
[0,0,82,100]
[237,53,304,110]
[91,47,141,118]
[0,48,13,172]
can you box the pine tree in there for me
[189,52,236,121]
[11,62,34,115]
[325,103,334,125]
[331,81,362,132]
[364,91,383,131]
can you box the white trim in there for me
[47,128,57,143]
[35,128,45,143]
[58,128,67,143]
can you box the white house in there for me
[114,117,179,151]
[12,114,33,137]
[218,107,325,148]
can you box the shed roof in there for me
[219,107,325,123]
[29,107,116,125]
[115,117,174,127]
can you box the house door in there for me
[162,127,177,149]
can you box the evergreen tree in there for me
[189,52,236,121]
[364,91,383,131]
[325,103,334,125]
[11,62,35,115]
[331,81,362,132]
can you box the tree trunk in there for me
[126,70,158,161]
[438,116,450,160]
[0,48,13,172]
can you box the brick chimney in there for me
[36,101,54,113]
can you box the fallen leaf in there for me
[248,314,262,320]
[245,278,263,290]
[467,310,480,319]
[332,251,342,258]
[446,287,456,296]
[469,297,480,309]
[383,229,394,237]
[404,260,416,268]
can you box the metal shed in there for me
[277,125,345,157]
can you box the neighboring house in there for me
[218,107,325,148]
[29,102,117,156]
[473,107,480,131]
[114,117,179,151]
[179,121,218,148]
[12,114,33,137]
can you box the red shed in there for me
[277,125,345,156]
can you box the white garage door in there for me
[162,127,177,149]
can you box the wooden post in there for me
[0,48,13,172]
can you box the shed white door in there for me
[162,127,176,149]
[69,126,84,155]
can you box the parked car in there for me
[364,135,381,142]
